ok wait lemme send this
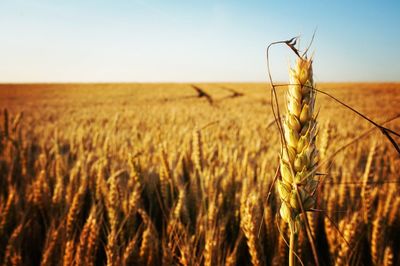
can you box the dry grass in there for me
[0,82,399,265]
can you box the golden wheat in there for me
[0,83,398,266]
[278,55,318,266]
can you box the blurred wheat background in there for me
[0,83,399,266]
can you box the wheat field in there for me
[0,83,399,266]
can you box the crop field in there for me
[0,82,399,266]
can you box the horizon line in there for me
[1,81,400,85]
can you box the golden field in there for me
[0,83,399,266]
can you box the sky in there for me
[0,0,399,83]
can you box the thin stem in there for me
[289,223,298,266]
[294,184,320,266]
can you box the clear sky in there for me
[0,0,399,83]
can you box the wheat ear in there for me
[278,56,318,266]
[361,140,376,224]
[240,191,265,266]
[383,245,393,266]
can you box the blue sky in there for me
[0,0,399,82]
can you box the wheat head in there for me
[278,55,318,266]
